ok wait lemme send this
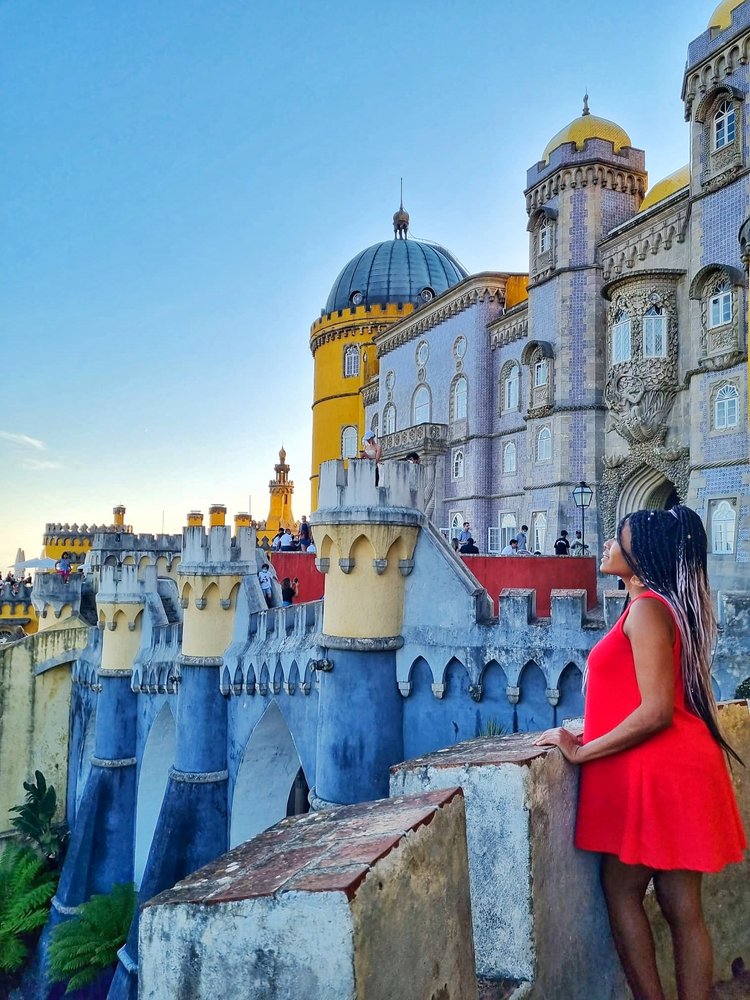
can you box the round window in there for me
[350,290,363,306]
[454,336,467,359]
[420,287,435,303]
[416,341,429,366]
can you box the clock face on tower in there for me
[420,287,435,303]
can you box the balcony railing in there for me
[380,422,449,458]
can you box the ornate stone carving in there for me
[599,445,690,540]
[604,284,678,444]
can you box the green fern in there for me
[735,677,750,700]
[9,770,69,864]
[0,842,58,972]
[48,883,136,994]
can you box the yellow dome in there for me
[708,0,744,31]
[542,102,632,163]
[638,165,690,213]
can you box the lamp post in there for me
[572,480,594,554]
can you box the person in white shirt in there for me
[501,539,519,555]
[280,529,294,550]
[258,564,273,607]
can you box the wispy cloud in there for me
[0,431,45,450]
[22,459,61,472]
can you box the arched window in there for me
[450,512,464,540]
[412,385,431,425]
[502,441,517,474]
[534,359,549,387]
[711,500,736,554]
[531,512,548,554]
[343,345,360,378]
[452,448,464,480]
[341,425,358,459]
[643,306,667,358]
[503,365,520,411]
[714,100,736,151]
[709,280,732,328]
[371,412,378,437]
[612,311,632,363]
[500,513,517,549]
[538,221,551,256]
[453,377,468,421]
[714,384,739,429]
[536,426,552,462]
[383,404,396,435]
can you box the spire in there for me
[582,92,590,117]
[393,178,409,239]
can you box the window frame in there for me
[714,99,736,151]
[534,359,549,388]
[612,311,632,364]
[538,221,551,256]
[503,366,520,411]
[452,376,468,422]
[502,440,517,475]
[714,383,739,430]
[343,345,360,378]
[452,448,465,480]
[341,425,358,459]
[536,426,552,463]
[412,384,431,425]
[709,281,732,329]
[383,403,396,435]
[710,499,736,554]
[531,511,548,554]
[643,306,667,359]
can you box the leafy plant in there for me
[48,883,137,994]
[481,719,507,737]
[735,677,750,700]
[0,841,59,973]
[10,770,68,864]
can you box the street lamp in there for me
[572,481,594,554]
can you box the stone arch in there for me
[479,660,513,732]
[556,663,584,725]
[135,703,176,886]
[516,661,552,734]
[229,701,306,848]
[617,465,679,523]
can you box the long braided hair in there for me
[618,505,742,765]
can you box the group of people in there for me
[258,563,300,608]
[3,571,32,596]
[269,516,315,553]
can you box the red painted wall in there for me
[461,555,598,617]
[269,552,324,603]
[271,551,598,617]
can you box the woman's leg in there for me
[653,870,712,1000]
[600,854,665,1000]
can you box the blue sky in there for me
[1,0,714,567]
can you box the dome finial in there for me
[582,92,590,117]
[393,178,409,240]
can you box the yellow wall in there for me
[310,303,415,509]
[180,577,240,658]
[0,601,38,637]
[43,535,93,562]
[505,274,529,309]
[0,626,88,832]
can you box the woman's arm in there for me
[534,597,676,763]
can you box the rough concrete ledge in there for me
[390,731,566,773]
[140,788,477,1000]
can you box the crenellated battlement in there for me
[31,572,83,624]
[91,532,182,553]
[314,458,424,516]
[180,522,257,573]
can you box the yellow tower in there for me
[309,205,469,509]
[257,447,297,545]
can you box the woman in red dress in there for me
[535,506,745,1000]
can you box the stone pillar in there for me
[54,564,143,915]
[310,460,421,806]
[109,510,254,1000]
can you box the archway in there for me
[617,466,679,523]
[135,704,176,886]
[230,701,306,849]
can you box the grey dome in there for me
[325,238,468,314]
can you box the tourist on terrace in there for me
[258,564,273,608]
[298,515,312,551]
[459,537,479,554]
[554,530,570,555]
[516,525,528,551]
[500,539,518,556]
[280,577,299,607]
[279,528,294,551]
[57,552,72,584]
[534,506,746,1000]
[458,522,472,545]
[360,431,382,485]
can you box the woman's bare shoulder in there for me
[623,593,675,642]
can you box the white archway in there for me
[230,702,305,849]
[135,703,176,886]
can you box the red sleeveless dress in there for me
[575,590,746,871]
